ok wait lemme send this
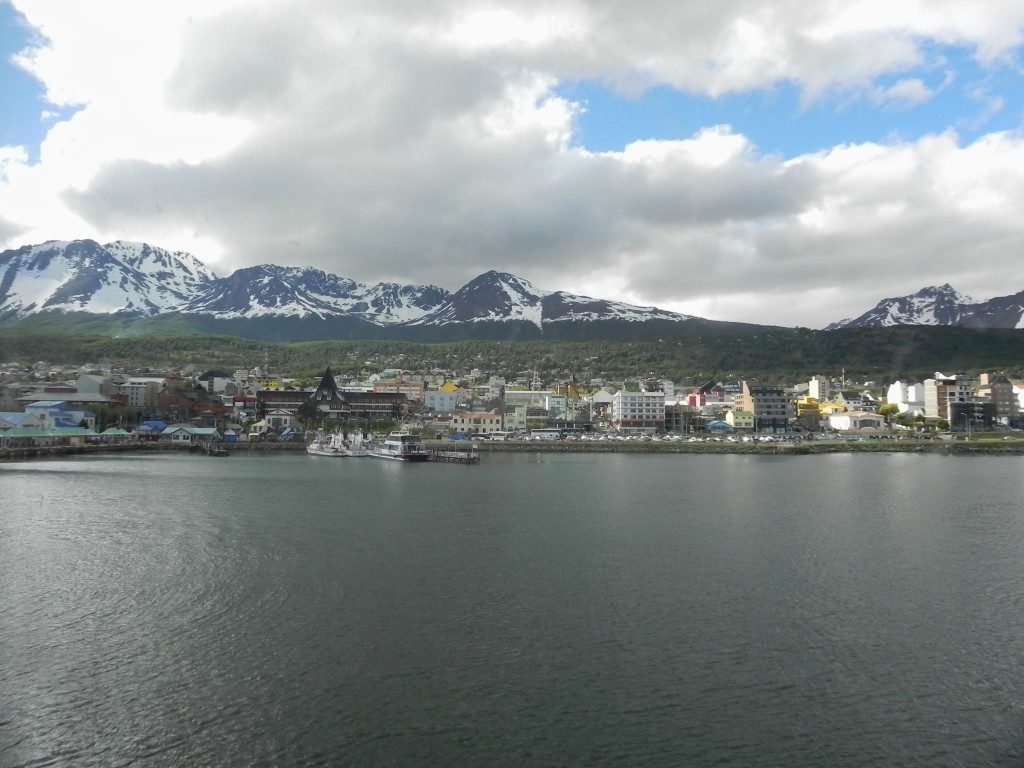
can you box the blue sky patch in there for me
[557,46,1023,157]
[0,3,77,161]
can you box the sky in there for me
[0,1,1023,328]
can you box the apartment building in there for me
[611,389,665,433]
[738,381,793,432]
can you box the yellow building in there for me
[726,409,754,430]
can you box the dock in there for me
[427,448,480,464]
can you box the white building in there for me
[886,380,925,414]
[24,401,96,429]
[450,410,503,435]
[425,390,460,413]
[112,377,166,408]
[486,376,506,400]
[808,375,832,402]
[828,411,885,431]
[611,390,665,433]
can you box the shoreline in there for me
[4,438,1024,463]
[463,439,1024,456]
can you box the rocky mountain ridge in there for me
[829,284,1024,330]
[0,240,700,339]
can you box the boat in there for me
[345,431,370,457]
[368,429,429,461]
[306,431,346,456]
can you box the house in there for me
[726,409,755,430]
[0,412,44,430]
[161,425,221,444]
[828,411,885,431]
[450,409,503,435]
[265,408,295,429]
[24,401,97,429]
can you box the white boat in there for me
[345,432,370,457]
[306,431,347,456]
[368,429,429,461]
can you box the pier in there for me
[427,448,480,464]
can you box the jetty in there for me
[427,448,480,464]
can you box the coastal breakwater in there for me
[465,440,1024,456]
[0,440,308,462]
[4,438,1024,463]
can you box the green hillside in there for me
[3,326,1024,382]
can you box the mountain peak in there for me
[825,283,1024,330]
[0,239,708,337]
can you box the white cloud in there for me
[872,78,935,107]
[2,1,1024,326]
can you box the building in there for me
[308,368,351,420]
[976,373,1018,422]
[24,401,97,429]
[923,374,977,420]
[726,409,754,430]
[342,391,409,422]
[808,375,832,402]
[738,381,793,432]
[161,425,221,444]
[0,412,43,430]
[611,389,665,433]
[112,377,164,408]
[887,380,925,414]
[373,376,425,402]
[425,389,461,413]
[948,400,997,431]
[450,409,503,435]
[828,411,885,431]
[664,402,699,433]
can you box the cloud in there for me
[872,78,936,107]
[3,1,1024,328]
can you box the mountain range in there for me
[828,284,1024,330]
[5,240,1024,341]
[0,239,752,342]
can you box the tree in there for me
[878,403,899,425]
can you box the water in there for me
[2,452,1024,766]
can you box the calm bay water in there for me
[2,452,1024,766]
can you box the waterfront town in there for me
[1,356,1022,453]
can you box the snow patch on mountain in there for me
[0,240,702,332]
[827,284,974,329]
[410,271,548,328]
[543,291,694,323]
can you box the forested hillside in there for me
[4,326,1024,383]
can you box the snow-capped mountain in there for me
[410,270,694,329]
[827,284,973,330]
[0,239,214,316]
[828,284,1024,330]
[180,265,450,322]
[409,271,546,326]
[0,240,712,340]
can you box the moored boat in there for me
[306,431,346,456]
[345,432,370,457]
[368,429,429,461]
